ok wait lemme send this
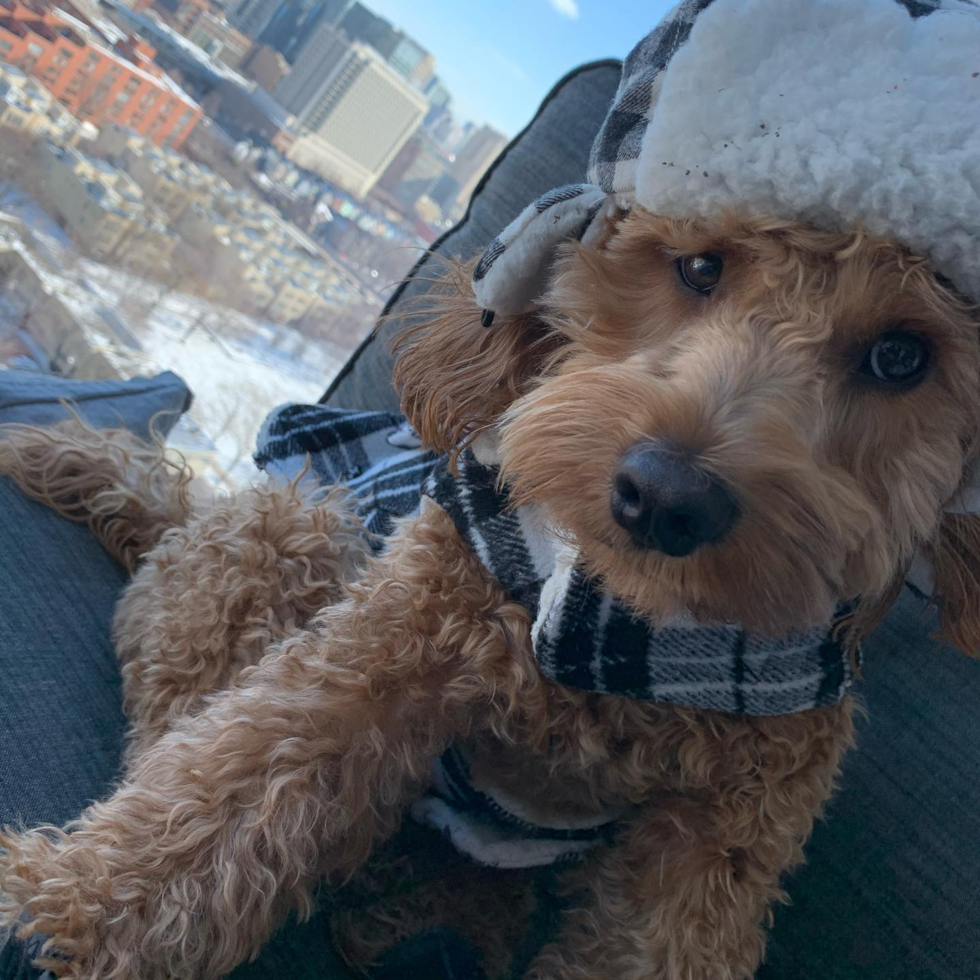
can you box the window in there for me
[0,40,13,55]
[27,42,43,58]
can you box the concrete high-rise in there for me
[450,124,507,205]
[258,0,352,63]
[274,23,350,121]
[336,2,434,87]
[276,27,427,197]
[229,0,280,38]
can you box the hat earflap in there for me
[472,184,620,325]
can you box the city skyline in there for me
[1,0,598,489]
[360,0,675,136]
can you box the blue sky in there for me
[363,0,675,137]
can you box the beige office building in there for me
[277,28,427,197]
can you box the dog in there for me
[4,0,980,976]
[1,206,980,980]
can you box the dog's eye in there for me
[677,253,724,294]
[861,331,930,385]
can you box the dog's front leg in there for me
[527,703,855,980]
[0,503,536,980]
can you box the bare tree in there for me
[296,295,381,353]
[206,376,268,477]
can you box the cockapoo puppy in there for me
[3,1,980,978]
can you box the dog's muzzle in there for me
[610,441,738,557]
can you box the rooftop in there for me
[0,60,27,79]
[0,88,30,112]
[52,7,200,108]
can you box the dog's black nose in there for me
[610,442,738,556]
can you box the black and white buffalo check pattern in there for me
[256,405,858,717]
[256,403,438,540]
[470,183,610,318]
[586,0,718,199]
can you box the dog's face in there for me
[396,209,980,640]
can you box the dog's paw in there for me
[0,827,138,980]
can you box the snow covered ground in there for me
[2,199,351,487]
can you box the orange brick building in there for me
[0,0,202,147]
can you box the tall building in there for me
[336,2,394,54]
[276,28,427,197]
[256,0,303,56]
[336,1,433,86]
[228,0,279,38]
[387,35,432,87]
[450,124,507,205]
[258,0,350,63]
[424,74,450,112]
[0,0,202,147]
[274,22,348,119]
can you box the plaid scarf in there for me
[256,404,857,716]
[256,404,857,867]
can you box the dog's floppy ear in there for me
[391,257,557,458]
[926,512,980,657]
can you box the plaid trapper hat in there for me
[473,0,980,320]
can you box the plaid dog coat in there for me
[256,405,858,868]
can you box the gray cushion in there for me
[761,589,980,979]
[0,371,188,980]
[0,478,131,829]
[322,59,622,414]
